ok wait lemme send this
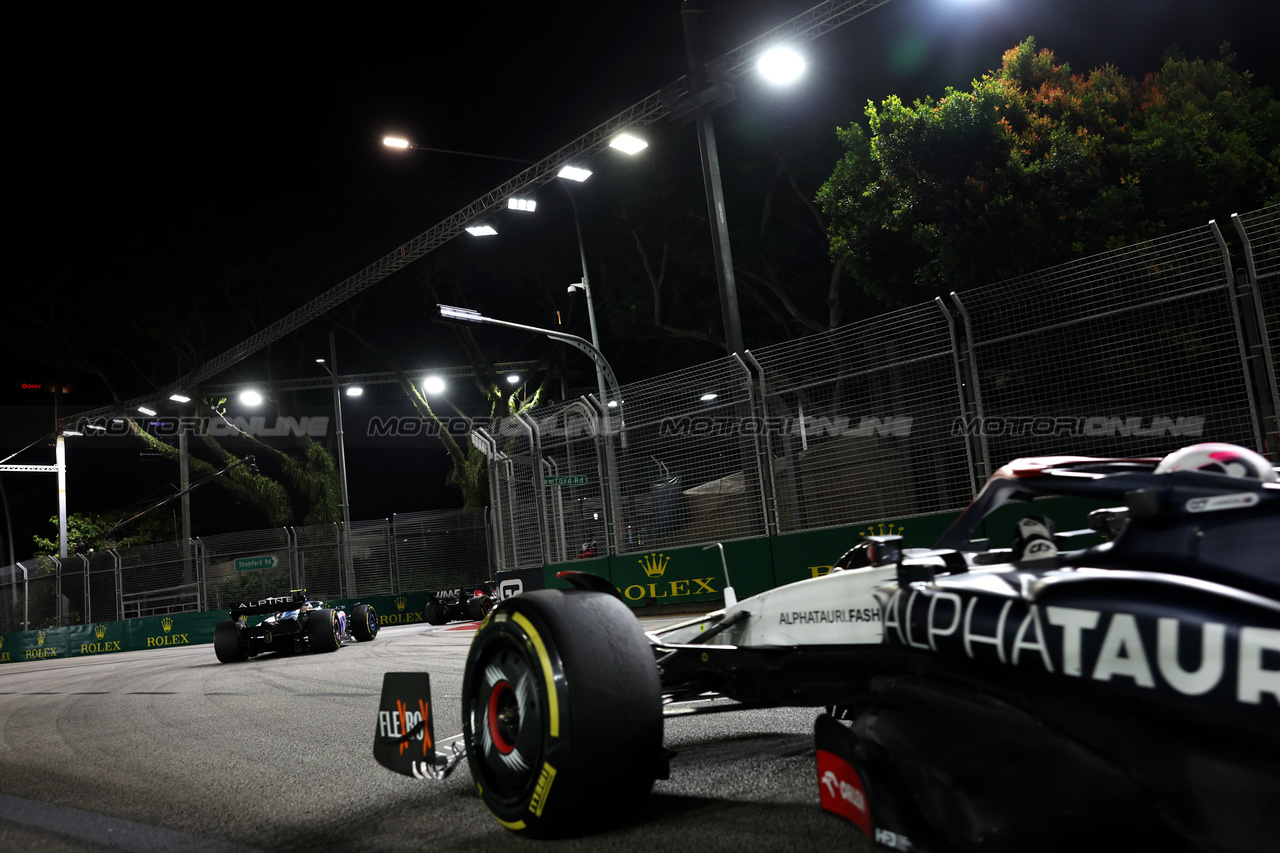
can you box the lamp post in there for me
[681,0,743,356]
[317,331,355,595]
[556,182,608,407]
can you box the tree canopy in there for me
[817,39,1280,307]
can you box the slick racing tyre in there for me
[213,620,248,663]
[462,590,662,837]
[307,608,341,653]
[352,604,379,641]
[423,604,448,626]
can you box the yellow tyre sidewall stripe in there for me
[511,611,559,738]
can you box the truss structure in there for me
[66,0,892,426]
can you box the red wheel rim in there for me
[487,680,516,754]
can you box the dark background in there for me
[5,0,1277,558]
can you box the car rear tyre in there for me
[461,589,662,837]
[307,608,341,653]
[352,604,379,641]
[424,603,447,626]
[214,620,248,663]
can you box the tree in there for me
[817,39,1280,307]
[31,509,175,556]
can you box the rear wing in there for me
[230,595,305,619]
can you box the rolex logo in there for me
[860,523,905,538]
[94,624,107,640]
[161,617,174,633]
[395,596,407,612]
[37,631,46,646]
[0,636,4,650]
[638,553,669,578]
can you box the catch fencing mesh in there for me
[392,508,490,591]
[954,223,1256,474]
[751,301,973,533]
[199,529,291,610]
[607,357,768,555]
[526,401,609,563]
[4,208,1276,613]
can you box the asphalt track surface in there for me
[0,619,875,853]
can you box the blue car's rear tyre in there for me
[307,608,341,653]
[461,590,662,837]
[213,620,248,663]
[352,604,378,642]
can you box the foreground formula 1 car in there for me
[215,589,378,662]
[374,443,1280,850]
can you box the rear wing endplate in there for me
[373,672,465,781]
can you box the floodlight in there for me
[138,406,157,416]
[609,133,648,155]
[240,390,263,406]
[507,197,537,212]
[758,46,805,84]
[423,376,446,395]
[383,136,411,149]
[438,304,484,323]
[169,393,191,403]
[465,223,498,236]
[557,165,592,182]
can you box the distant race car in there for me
[215,589,378,662]
[374,443,1280,851]
[423,585,495,625]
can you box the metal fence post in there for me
[112,550,123,622]
[81,553,90,625]
[1210,219,1267,454]
[1231,211,1280,460]
[732,353,772,538]
[948,291,991,488]
[514,411,550,564]
[937,296,980,496]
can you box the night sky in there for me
[5,0,1277,559]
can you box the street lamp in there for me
[436,303,623,422]
[383,136,642,405]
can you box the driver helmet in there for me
[1155,442,1277,482]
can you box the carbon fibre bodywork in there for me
[644,450,1280,851]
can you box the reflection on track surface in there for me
[0,621,871,852]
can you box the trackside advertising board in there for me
[543,498,1102,607]
[0,498,1104,657]
[0,592,435,664]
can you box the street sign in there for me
[234,555,279,572]
[543,475,588,487]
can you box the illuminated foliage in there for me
[818,38,1280,306]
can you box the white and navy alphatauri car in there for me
[374,443,1279,850]
[215,589,378,662]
